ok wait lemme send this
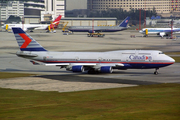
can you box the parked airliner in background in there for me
[2,15,62,32]
[68,16,130,34]
[12,27,175,75]
[139,27,180,37]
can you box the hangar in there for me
[60,17,117,27]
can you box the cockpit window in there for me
[159,52,164,54]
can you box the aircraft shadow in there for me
[0,68,68,73]
[70,33,123,35]
[36,72,159,85]
[0,68,159,85]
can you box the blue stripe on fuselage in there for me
[144,28,180,33]
[43,61,173,69]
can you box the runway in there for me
[0,30,180,92]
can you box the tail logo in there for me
[125,20,128,23]
[19,33,32,48]
[52,21,59,26]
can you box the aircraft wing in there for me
[88,28,102,33]
[45,63,97,67]
[45,63,124,67]
[156,29,180,37]
[26,26,40,31]
[160,29,180,35]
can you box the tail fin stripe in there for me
[19,33,32,48]
[14,34,45,49]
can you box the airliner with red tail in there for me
[12,27,175,75]
[2,15,62,32]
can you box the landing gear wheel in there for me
[154,68,159,75]
[88,69,98,74]
[154,71,158,75]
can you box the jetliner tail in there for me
[49,15,62,29]
[118,16,130,27]
[12,27,47,51]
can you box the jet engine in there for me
[66,65,84,72]
[100,66,113,73]
[159,32,166,37]
[23,28,28,32]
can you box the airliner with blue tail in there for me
[12,27,175,75]
[68,16,130,34]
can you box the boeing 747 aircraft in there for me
[2,15,62,32]
[68,16,130,34]
[139,27,180,37]
[12,27,175,75]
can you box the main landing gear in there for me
[87,33,105,37]
[154,68,159,75]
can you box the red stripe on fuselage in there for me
[19,33,32,48]
[41,61,174,65]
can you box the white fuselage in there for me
[139,28,180,37]
[2,24,48,31]
[16,50,175,70]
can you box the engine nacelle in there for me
[23,28,28,32]
[71,65,84,72]
[159,32,166,37]
[89,30,95,33]
[100,66,113,73]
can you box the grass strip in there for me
[0,72,36,79]
[0,83,179,120]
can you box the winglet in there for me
[12,27,47,51]
[118,16,130,27]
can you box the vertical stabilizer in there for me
[118,16,130,27]
[12,27,47,51]
[50,15,62,29]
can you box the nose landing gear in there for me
[154,68,159,75]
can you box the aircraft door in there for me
[75,57,79,62]
[6,25,8,31]
[43,56,47,61]
[98,57,102,63]
[145,29,148,36]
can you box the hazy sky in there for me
[66,0,87,10]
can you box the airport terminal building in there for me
[87,0,180,17]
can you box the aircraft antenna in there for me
[92,19,94,33]
[144,0,146,28]
[139,9,141,30]
[171,19,173,39]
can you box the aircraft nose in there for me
[170,57,175,63]
[1,25,5,29]
[169,56,175,63]
[139,30,143,33]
